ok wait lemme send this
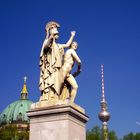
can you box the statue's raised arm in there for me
[58,31,76,49]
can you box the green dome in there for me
[0,77,33,125]
[0,99,33,125]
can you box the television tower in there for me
[98,64,110,140]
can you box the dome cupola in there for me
[0,77,33,126]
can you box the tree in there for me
[86,125,118,140]
[123,132,134,140]
[134,133,140,140]
[0,125,29,140]
[0,125,17,140]
[108,131,118,140]
[86,125,101,140]
[123,132,140,140]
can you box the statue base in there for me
[27,102,89,140]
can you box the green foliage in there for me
[86,125,118,140]
[86,125,101,140]
[134,133,140,140]
[86,126,140,140]
[16,130,29,140]
[0,125,17,140]
[123,132,140,140]
[123,132,134,140]
[108,131,118,140]
[0,125,29,140]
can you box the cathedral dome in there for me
[0,77,33,126]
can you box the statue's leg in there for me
[66,74,78,102]
[59,83,70,101]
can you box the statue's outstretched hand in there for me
[71,31,76,36]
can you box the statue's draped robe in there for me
[39,39,64,95]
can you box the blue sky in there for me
[0,0,140,138]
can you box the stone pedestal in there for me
[27,102,89,140]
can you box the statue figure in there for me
[39,21,75,101]
[60,41,81,102]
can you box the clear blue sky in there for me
[0,0,140,138]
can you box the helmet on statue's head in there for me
[45,21,60,31]
[45,21,60,38]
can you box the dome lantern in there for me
[21,76,28,100]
